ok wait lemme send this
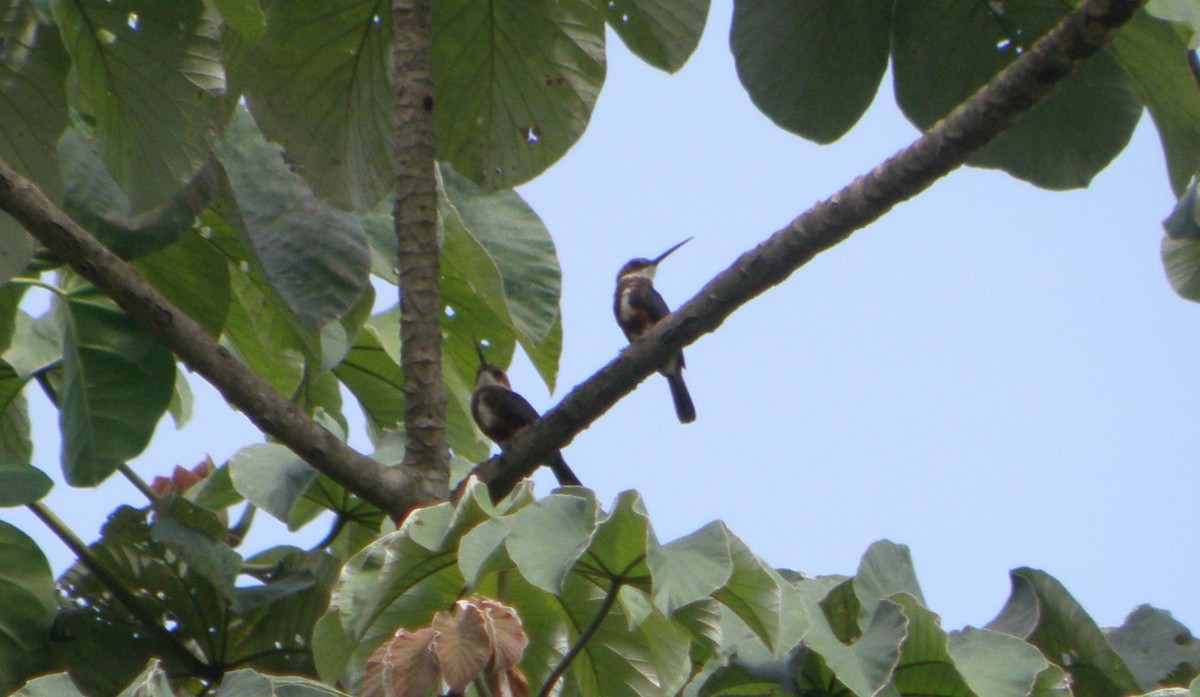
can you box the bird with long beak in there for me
[470,343,582,486]
[614,238,696,423]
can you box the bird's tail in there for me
[548,452,583,486]
[666,370,696,423]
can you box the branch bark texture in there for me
[476,0,1147,499]
[393,0,450,486]
[0,162,429,521]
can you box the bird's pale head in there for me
[475,364,510,390]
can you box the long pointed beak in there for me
[474,341,488,368]
[651,237,692,266]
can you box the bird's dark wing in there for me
[631,285,673,323]
[496,389,541,427]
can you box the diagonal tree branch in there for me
[393,0,450,484]
[0,163,430,521]
[473,0,1148,499]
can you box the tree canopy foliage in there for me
[1,0,1199,695]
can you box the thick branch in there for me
[393,0,450,483]
[0,163,430,521]
[476,0,1147,498]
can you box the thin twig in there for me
[535,580,624,697]
[119,464,159,503]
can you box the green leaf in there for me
[58,288,175,486]
[167,368,194,429]
[0,521,55,695]
[316,524,466,690]
[4,309,61,379]
[150,495,242,600]
[711,525,783,650]
[0,0,68,284]
[215,107,371,333]
[55,506,230,693]
[441,163,564,389]
[226,549,338,675]
[57,131,212,260]
[987,568,1141,697]
[222,260,305,395]
[433,0,606,190]
[506,491,598,593]
[0,284,27,353]
[563,575,692,697]
[888,593,973,697]
[0,225,33,288]
[854,540,926,627]
[217,668,354,696]
[893,0,1142,190]
[0,464,51,506]
[115,659,173,697]
[647,520,732,614]
[1110,11,1200,196]
[793,578,906,697]
[605,0,708,73]
[1107,605,1200,690]
[11,673,86,697]
[0,392,31,465]
[51,0,228,212]
[132,231,230,338]
[228,443,319,524]
[233,0,391,212]
[206,0,264,43]
[731,0,891,143]
[948,627,1058,697]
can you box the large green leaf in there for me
[433,0,606,190]
[0,393,32,465]
[57,131,211,260]
[987,568,1141,697]
[888,593,974,697]
[234,0,391,212]
[11,673,85,696]
[606,0,708,73]
[216,108,371,333]
[216,668,353,696]
[0,522,55,695]
[0,284,27,352]
[731,0,891,143]
[505,491,599,593]
[0,0,68,284]
[563,574,693,697]
[948,628,1055,697]
[1110,11,1200,196]
[892,0,1142,190]
[854,540,926,627]
[441,163,563,389]
[0,463,51,506]
[58,288,175,486]
[50,0,228,212]
[2,308,61,379]
[647,520,733,614]
[228,443,319,524]
[132,231,231,337]
[1107,605,1200,690]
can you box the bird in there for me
[470,343,582,486]
[614,238,696,423]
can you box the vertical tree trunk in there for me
[393,0,449,490]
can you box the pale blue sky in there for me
[9,1,1197,638]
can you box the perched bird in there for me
[471,344,582,486]
[614,238,696,423]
